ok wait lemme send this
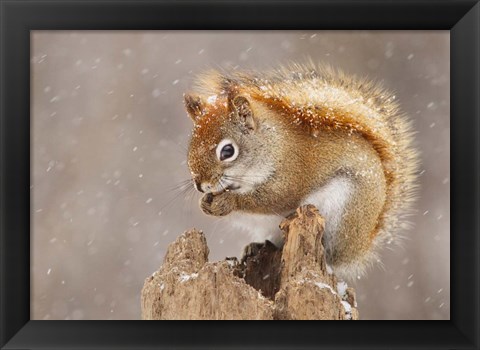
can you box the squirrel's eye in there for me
[216,139,238,162]
[220,144,234,160]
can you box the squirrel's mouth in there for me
[225,184,241,192]
[212,176,241,194]
[213,184,240,195]
[218,182,241,194]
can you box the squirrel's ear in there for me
[184,93,204,122]
[232,95,255,131]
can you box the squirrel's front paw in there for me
[200,192,234,216]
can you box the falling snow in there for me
[31,31,449,321]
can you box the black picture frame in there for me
[1,0,479,349]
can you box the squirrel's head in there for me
[184,92,277,195]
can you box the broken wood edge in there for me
[141,204,359,320]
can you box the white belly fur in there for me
[228,176,353,250]
[227,212,284,246]
[301,176,353,255]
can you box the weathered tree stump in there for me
[141,205,359,320]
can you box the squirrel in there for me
[183,62,419,279]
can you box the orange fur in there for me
[185,62,419,278]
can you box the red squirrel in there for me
[184,62,419,279]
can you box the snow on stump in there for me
[141,204,359,320]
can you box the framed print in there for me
[1,0,479,349]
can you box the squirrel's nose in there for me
[194,179,204,193]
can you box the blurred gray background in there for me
[31,31,449,320]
